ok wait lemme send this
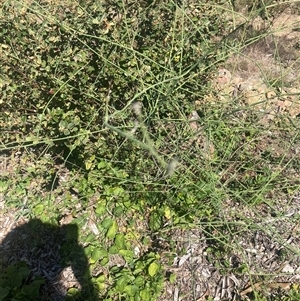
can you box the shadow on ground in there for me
[0,219,99,301]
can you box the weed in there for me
[1,0,300,300]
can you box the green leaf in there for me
[108,245,119,254]
[115,233,126,249]
[119,249,133,257]
[164,206,172,220]
[18,266,30,277]
[113,205,123,217]
[169,273,176,284]
[101,218,113,229]
[116,277,128,292]
[97,161,107,169]
[95,203,106,216]
[106,221,118,239]
[100,257,109,266]
[148,262,160,277]
[85,155,96,170]
[98,248,108,257]
[85,233,96,243]
[84,245,93,257]
[140,289,150,300]
[91,248,103,263]
[96,275,106,283]
[67,287,80,297]
[119,249,134,263]
[134,276,144,287]
[33,204,44,215]
[113,186,124,195]
[124,285,139,296]
[22,278,44,297]
[85,161,93,170]
[0,287,10,301]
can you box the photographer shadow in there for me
[0,218,99,301]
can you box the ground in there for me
[1,2,300,301]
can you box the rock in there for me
[210,67,300,120]
[280,87,300,118]
[217,68,232,85]
[266,91,276,99]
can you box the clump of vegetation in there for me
[1,0,300,300]
[0,262,45,301]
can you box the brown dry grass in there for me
[224,11,300,87]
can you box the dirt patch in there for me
[160,196,300,301]
[160,9,300,301]
[224,12,300,88]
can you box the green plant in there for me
[1,0,300,300]
[0,262,45,301]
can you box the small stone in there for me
[266,91,276,99]
[282,263,294,273]
[217,68,232,85]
